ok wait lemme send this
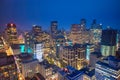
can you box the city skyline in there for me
[0,0,120,31]
[0,1,120,78]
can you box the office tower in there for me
[4,23,18,44]
[18,53,40,78]
[32,26,50,55]
[50,21,58,38]
[90,19,102,44]
[61,44,86,70]
[24,25,50,55]
[24,25,42,54]
[32,25,42,43]
[34,42,44,62]
[116,31,120,51]
[22,59,39,79]
[0,36,4,50]
[0,52,18,80]
[89,52,102,68]
[41,31,51,55]
[55,31,65,46]
[80,18,86,30]
[69,19,91,44]
[101,28,117,56]
[16,53,34,73]
[55,31,65,57]
[95,56,120,80]
[32,25,42,33]
[0,26,3,35]
[50,21,58,54]
[69,24,81,44]
[24,31,33,53]
[86,44,95,61]
[39,60,58,80]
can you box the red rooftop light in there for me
[11,23,13,26]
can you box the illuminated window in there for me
[4,72,9,77]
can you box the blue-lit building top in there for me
[58,66,83,80]
[65,69,84,80]
[20,44,25,53]
[58,66,95,80]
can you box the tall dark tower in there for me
[101,28,117,56]
[50,21,58,38]
[0,26,2,35]
[80,18,86,30]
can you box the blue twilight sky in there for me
[0,0,120,31]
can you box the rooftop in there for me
[66,70,84,80]
[11,44,20,49]
[22,59,38,63]
[0,55,16,67]
[96,61,119,71]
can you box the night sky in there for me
[0,0,120,31]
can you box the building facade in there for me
[0,52,18,80]
[4,23,18,44]
[101,28,117,56]
[61,44,86,70]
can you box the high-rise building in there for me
[24,31,33,53]
[89,52,102,68]
[51,21,58,38]
[24,26,42,54]
[69,24,81,44]
[17,53,40,78]
[4,23,18,44]
[95,56,120,80]
[32,25,43,43]
[0,26,3,35]
[55,32,65,57]
[24,25,50,55]
[85,44,95,61]
[34,42,44,62]
[80,18,86,30]
[22,59,39,78]
[101,28,117,56]
[32,25,42,33]
[0,52,18,80]
[90,19,102,44]
[61,44,86,69]
[39,60,58,80]
[0,36,4,50]
[69,19,91,44]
